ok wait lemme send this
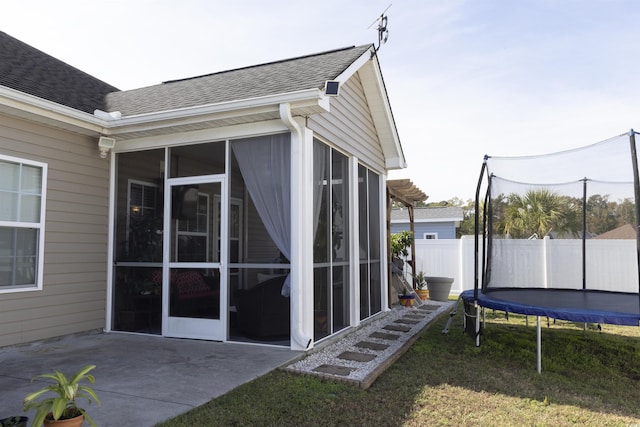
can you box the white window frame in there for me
[0,154,47,293]
[126,179,159,254]
[423,232,438,240]
[175,191,209,262]
[127,179,158,222]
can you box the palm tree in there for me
[496,189,581,238]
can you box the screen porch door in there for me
[163,176,227,340]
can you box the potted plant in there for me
[23,365,100,427]
[414,271,429,301]
[0,416,28,427]
[398,289,415,307]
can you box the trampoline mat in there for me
[461,288,640,326]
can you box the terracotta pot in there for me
[416,289,429,301]
[44,413,84,427]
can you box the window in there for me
[424,233,438,239]
[358,165,381,320]
[126,179,162,262]
[129,180,157,220]
[0,155,47,292]
[175,191,209,262]
[313,140,350,340]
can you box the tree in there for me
[427,191,636,239]
[586,194,618,235]
[614,197,636,229]
[495,189,581,239]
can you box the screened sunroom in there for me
[101,44,405,351]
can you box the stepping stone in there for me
[404,314,426,320]
[338,351,377,362]
[395,318,419,325]
[369,331,400,341]
[419,304,439,311]
[355,341,389,351]
[313,364,356,376]
[383,324,411,332]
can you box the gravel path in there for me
[284,300,455,388]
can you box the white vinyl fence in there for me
[410,236,639,295]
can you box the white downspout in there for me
[104,149,117,332]
[280,103,313,350]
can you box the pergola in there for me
[386,179,428,293]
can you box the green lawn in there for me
[157,302,640,426]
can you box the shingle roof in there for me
[594,223,637,239]
[0,31,120,114]
[105,44,373,116]
[391,207,464,222]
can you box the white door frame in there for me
[163,174,227,340]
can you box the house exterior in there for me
[390,207,463,239]
[0,32,406,351]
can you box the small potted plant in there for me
[23,365,100,427]
[398,290,415,307]
[414,271,429,301]
[0,416,28,427]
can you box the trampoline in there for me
[451,130,640,372]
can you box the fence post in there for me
[543,236,551,288]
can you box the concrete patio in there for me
[0,301,456,426]
[0,332,300,426]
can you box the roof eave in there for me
[106,89,329,138]
[0,85,108,136]
[390,217,464,224]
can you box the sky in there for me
[3,0,640,202]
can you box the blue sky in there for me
[3,1,639,201]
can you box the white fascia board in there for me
[332,46,375,85]
[0,85,108,135]
[358,57,406,170]
[331,47,407,171]
[108,89,328,134]
[385,156,407,170]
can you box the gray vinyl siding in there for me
[307,73,385,172]
[0,113,109,347]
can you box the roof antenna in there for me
[368,4,391,53]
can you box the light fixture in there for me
[98,136,116,158]
[324,80,340,96]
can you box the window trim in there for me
[423,232,438,240]
[0,153,47,293]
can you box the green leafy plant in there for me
[23,365,100,427]
[414,271,428,290]
[0,416,28,427]
[390,230,413,259]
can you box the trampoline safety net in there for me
[477,131,640,301]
